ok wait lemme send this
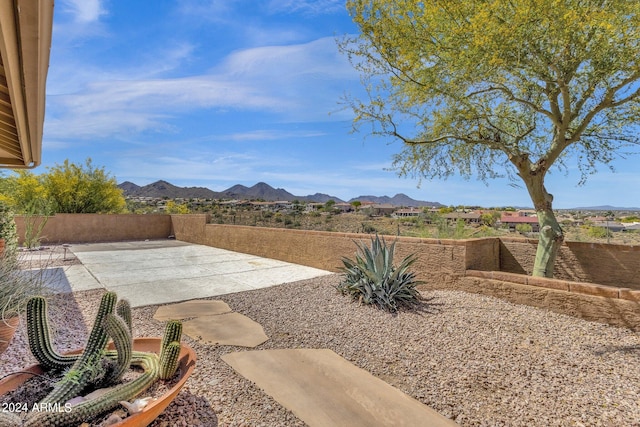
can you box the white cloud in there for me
[61,0,106,23]
[45,36,359,139]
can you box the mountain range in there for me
[118,180,444,207]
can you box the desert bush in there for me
[587,226,610,238]
[516,223,533,234]
[337,234,422,312]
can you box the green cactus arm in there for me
[160,320,182,353]
[82,292,117,358]
[102,313,132,383]
[24,353,160,427]
[159,341,181,380]
[26,296,79,370]
[158,320,182,380]
[116,299,132,333]
[37,292,117,405]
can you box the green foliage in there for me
[164,200,190,214]
[0,201,18,258]
[587,226,610,239]
[480,212,501,228]
[44,158,126,214]
[516,223,533,234]
[0,158,126,215]
[621,216,640,223]
[337,234,422,312]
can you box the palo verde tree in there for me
[0,158,126,214]
[340,0,640,277]
[44,158,126,213]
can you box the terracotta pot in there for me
[0,337,197,427]
[0,315,19,354]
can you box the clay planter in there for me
[0,316,19,354]
[0,337,197,427]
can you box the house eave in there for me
[0,0,54,169]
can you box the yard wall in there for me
[13,214,640,289]
[442,271,640,331]
[499,237,640,289]
[169,214,499,285]
[14,214,172,244]
[11,213,640,328]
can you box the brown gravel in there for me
[2,275,640,427]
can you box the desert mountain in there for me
[119,180,441,206]
[221,182,298,201]
[119,180,219,199]
[349,193,443,208]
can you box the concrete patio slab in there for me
[66,240,331,307]
[221,348,459,427]
[183,312,269,347]
[153,300,232,321]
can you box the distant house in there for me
[394,208,423,218]
[500,211,540,232]
[361,203,396,216]
[305,202,324,212]
[443,212,481,224]
[334,202,354,213]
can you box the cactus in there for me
[102,313,132,383]
[26,296,79,370]
[116,299,132,333]
[17,292,183,427]
[159,320,183,380]
[36,292,117,406]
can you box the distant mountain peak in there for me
[118,180,442,206]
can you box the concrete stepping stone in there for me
[183,312,269,347]
[153,300,232,321]
[221,348,458,427]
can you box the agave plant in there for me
[337,234,422,312]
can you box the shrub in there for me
[0,201,18,258]
[337,234,422,312]
[515,223,532,234]
[587,226,610,238]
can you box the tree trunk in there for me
[520,168,564,278]
[532,208,563,277]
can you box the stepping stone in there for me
[153,300,232,321]
[183,312,269,347]
[221,349,458,427]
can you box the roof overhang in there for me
[0,0,54,169]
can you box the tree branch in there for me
[466,86,558,125]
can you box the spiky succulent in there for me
[337,234,422,312]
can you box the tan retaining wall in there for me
[170,214,499,284]
[434,270,640,330]
[14,214,172,244]
[499,237,640,289]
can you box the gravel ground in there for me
[2,274,640,427]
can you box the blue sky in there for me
[40,0,640,209]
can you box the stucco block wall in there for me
[429,274,640,331]
[170,214,490,284]
[14,214,172,244]
[499,237,640,289]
